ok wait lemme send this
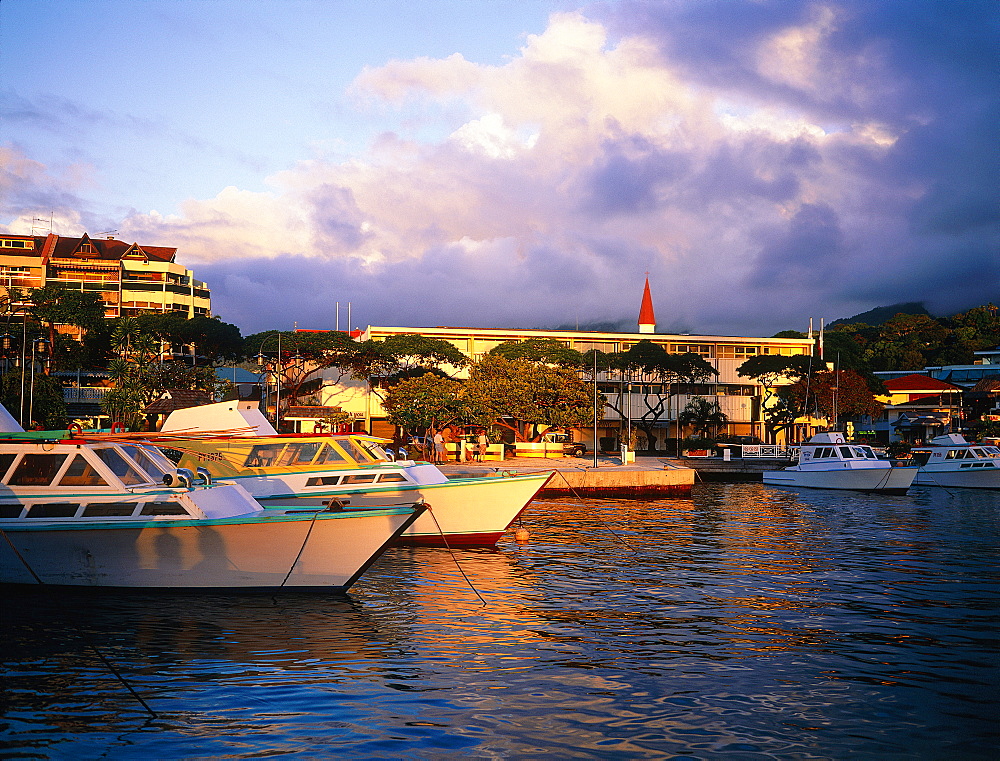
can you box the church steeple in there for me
[638,276,656,334]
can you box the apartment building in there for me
[0,233,211,330]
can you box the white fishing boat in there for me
[156,400,552,546]
[910,434,1000,489]
[0,431,423,589]
[763,432,917,494]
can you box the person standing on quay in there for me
[476,429,488,462]
[433,428,445,464]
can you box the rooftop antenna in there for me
[30,213,53,236]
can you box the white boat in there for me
[156,400,552,546]
[0,432,423,589]
[911,434,1000,489]
[763,432,917,494]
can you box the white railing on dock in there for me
[738,445,791,458]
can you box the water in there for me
[2,484,999,759]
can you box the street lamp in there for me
[255,331,300,432]
[28,337,50,429]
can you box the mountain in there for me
[828,302,930,328]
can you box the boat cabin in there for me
[796,432,881,466]
[0,438,239,522]
[911,434,1000,467]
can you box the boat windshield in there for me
[338,438,376,463]
[276,442,324,467]
[121,445,172,481]
[315,444,349,465]
[95,447,149,486]
[59,455,111,487]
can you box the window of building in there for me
[0,239,33,249]
[716,345,760,359]
[672,344,713,357]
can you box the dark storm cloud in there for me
[606,0,1000,317]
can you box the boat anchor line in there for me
[0,526,158,719]
[551,471,637,553]
[422,502,488,606]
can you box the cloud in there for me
[5,3,998,335]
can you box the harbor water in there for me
[2,483,999,759]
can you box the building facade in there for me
[0,232,211,329]
[307,323,816,447]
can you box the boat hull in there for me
[913,467,1000,489]
[763,465,917,494]
[261,472,552,546]
[0,507,420,589]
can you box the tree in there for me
[603,341,718,452]
[244,330,360,419]
[0,369,66,429]
[382,374,469,439]
[101,318,162,429]
[465,354,594,441]
[138,313,244,365]
[487,338,584,368]
[678,396,729,439]
[736,354,814,442]
[28,285,106,346]
[343,333,470,399]
[782,369,883,428]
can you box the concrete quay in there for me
[437,455,696,497]
[437,454,792,494]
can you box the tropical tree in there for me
[345,334,469,396]
[101,318,163,429]
[382,374,470,442]
[603,341,718,452]
[0,368,66,429]
[781,369,883,429]
[677,396,729,439]
[28,285,106,345]
[244,330,359,418]
[487,338,584,368]
[138,313,244,365]
[736,354,814,442]
[465,354,593,442]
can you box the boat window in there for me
[95,448,148,486]
[342,474,377,484]
[971,448,987,458]
[82,502,139,517]
[983,447,1000,456]
[0,453,16,480]
[315,444,349,465]
[377,473,407,483]
[0,505,23,518]
[8,454,67,486]
[121,445,171,480]
[277,442,323,467]
[59,455,111,487]
[140,501,189,516]
[306,476,341,487]
[838,447,854,459]
[339,439,375,463]
[27,502,79,518]
[245,444,283,468]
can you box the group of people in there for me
[425,425,490,463]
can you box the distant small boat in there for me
[0,433,423,589]
[763,432,917,494]
[911,434,1000,489]
[157,401,551,546]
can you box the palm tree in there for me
[678,396,728,439]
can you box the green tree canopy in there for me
[466,354,594,441]
[487,338,584,368]
[382,374,469,436]
[677,396,729,439]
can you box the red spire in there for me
[638,277,656,333]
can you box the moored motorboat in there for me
[911,434,1000,489]
[763,432,917,494]
[0,431,423,589]
[157,400,551,546]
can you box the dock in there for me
[437,453,792,494]
[438,455,696,497]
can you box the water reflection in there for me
[2,483,998,759]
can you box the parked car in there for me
[541,432,588,457]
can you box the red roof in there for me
[883,374,963,392]
[638,277,655,328]
[38,234,176,264]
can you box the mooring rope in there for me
[0,527,157,718]
[424,504,487,606]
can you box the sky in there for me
[2,0,997,337]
